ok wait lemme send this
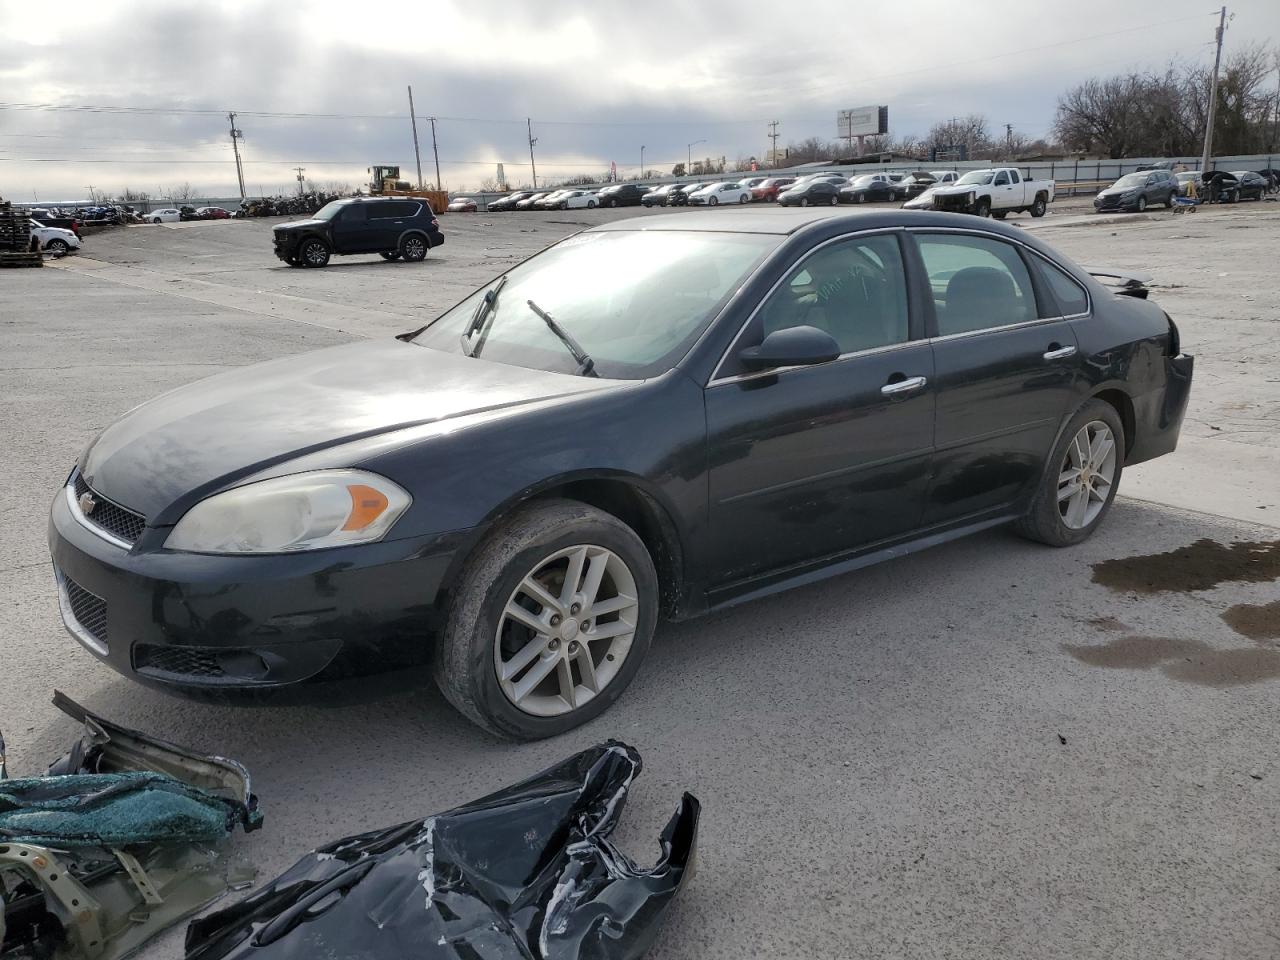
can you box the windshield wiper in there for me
[459,276,508,357]
[525,299,597,377]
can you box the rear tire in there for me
[1030,196,1047,218]
[400,234,428,262]
[1015,399,1125,547]
[434,499,658,740]
[300,239,330,267]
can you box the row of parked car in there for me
[450,169,972,214]
[1093,167,1276,212]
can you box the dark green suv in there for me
[273,197,445,268]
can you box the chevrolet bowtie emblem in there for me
[78,492,97,515]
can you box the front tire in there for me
[587,200,596,208]
[973,199,991,218]
[1016,399,1124,547]
[46,239,70,255]
[799,197,809,207]
[152,218,162,225]
[300,239,330,267]
[434,499,658,740]
[1136,195,1147,212]
[709,197,718,206]
[738,194,748,204]
[829,195,838,206]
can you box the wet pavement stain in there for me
[1091,539,1280,594]
[1221,599,1280,643]
[1064,635,1280,688]
[1083,616,1132,633]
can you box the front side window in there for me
[412,230,779,379]
[994,171,1010,186]
[748,233,910,358]
[915,233,1037,336]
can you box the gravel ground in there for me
[1,196,1277,960]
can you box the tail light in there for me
[1164,312,1181,357]
[430,218,439,228]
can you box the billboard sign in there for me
[838,106,889,138]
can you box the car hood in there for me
[80,339,615,521]
[1097,187,1137,198]
[929,183,986,196]
[275,218,326,231]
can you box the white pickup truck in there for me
[928,167,1054,219]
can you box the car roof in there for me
[587,208,1040,237]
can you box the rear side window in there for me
[371,201,419,218]
[915,233,1037,335]
[1034,257,1090,317]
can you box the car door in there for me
[991,170,1015,208]
[330,203,376,252]
[704,230,935,591]
[908,229,1083,525]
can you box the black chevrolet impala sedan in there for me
[49,210,1193,739]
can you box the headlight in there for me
[165,469,411,554]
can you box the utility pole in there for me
[640,145,645,178]
[407,86,424,189]
[1200,6,1228,174]
[228,112,246,200]
[527,118,538,189]
[767,120,779,165]
[687,139,706,173]
[430,116,441,191]
[293,166,306,196]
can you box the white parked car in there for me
[146,208,182,223]
[688,182,752,206]
[929,170,960,185]
[29,220,82,255]
[559,190,600,210]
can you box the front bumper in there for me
[48,481,467,699]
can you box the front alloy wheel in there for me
[46,239,70,255]
[434,499,657,739]
[494,545,639,717]
[300,239,330,267]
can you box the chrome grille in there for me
[63,575,108,645]
[73,473,146,545]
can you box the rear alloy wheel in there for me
[45,239,70,256]
[300,239,330,267]
[400,235,428,262]
[435,499,657,739]
[379,251,402,261]
[1016,399,1124,547]
[1030,196,1047,218]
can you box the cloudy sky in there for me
[2,0,1277,201]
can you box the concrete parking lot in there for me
[2,199,1278,959]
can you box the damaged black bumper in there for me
[186,742,699,960]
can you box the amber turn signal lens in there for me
[343,484,391,531]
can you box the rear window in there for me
[1033,257,1090,317]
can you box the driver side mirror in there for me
[738,325,841,371]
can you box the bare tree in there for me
[670,163,686,177]
[924,115,994,159]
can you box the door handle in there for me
[880,375,928,397]
[1043,344,1077,361]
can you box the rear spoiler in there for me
[1083,265,1151,299]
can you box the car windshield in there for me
[412,230,779,379]
[313,200,347,220]
[1114,174,1146,187]
[955,171,995,185]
